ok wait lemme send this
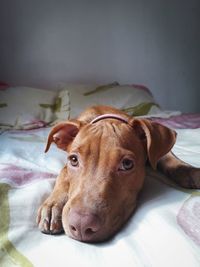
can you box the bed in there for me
[0,83,200,267]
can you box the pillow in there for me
[0,81,9,90]
[62,82,163,119]
[0,86,70,130]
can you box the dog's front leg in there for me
[37,166,69,234]
[157,152,200,189]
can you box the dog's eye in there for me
[119,158,134,171]
[68,154,79,167]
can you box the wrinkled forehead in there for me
[69,120,140,152]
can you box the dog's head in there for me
[45,115,176,242]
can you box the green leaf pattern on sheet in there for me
[83,82,119,96]
[40,97,62,113]
[0,103,7,108]
[122,102,160,116]
[0,123,13,127]
[0,184,34,267]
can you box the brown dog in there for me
[37,105,200,242]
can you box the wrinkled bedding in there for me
[151,113,200,129]
[0,116,200,267]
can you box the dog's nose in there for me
[68,209,101,242]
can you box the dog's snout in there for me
[68,209,101,242]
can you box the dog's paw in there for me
[174,167,200,189]
[36,200,64,234]
[189,167,200,189]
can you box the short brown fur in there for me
[37,106,200,242]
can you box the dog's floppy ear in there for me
[45,120,83,153]
[131,118,177,169]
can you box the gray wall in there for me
[0,0,199,112]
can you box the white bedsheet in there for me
[0,127,199,267]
